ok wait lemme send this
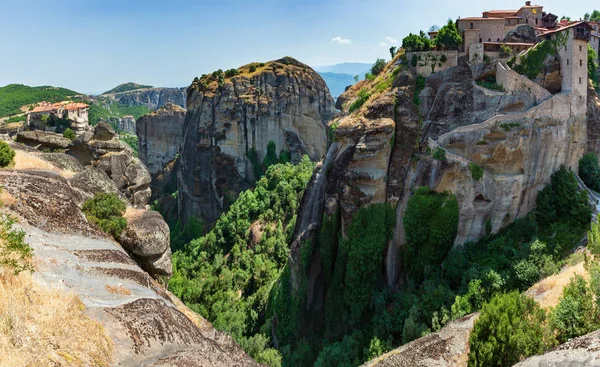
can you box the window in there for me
[580,45,583,52]
[536,18,538,25]
[497,38,500,42]
[470,22,474,29]
[479,38,482,42]
[488,38,491,42]
[567,59,569,65]
[579,77,582,84]
[580,59,583,66]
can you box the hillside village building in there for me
[26,101,89,132]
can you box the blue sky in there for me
[0,0,593,94]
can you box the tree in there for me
[371,58,387,76]
[81,193,127,238]
[353,75,359,83]
[0,141,15,168]
[585,12,591,21]
[435,19,462,51]
[389,46,397,59]
[468,292,555,367]
[63,127,76,140]
[401,32,433,52]
[551,275,599,343]
[579,152,600,191]
[590,10,600,22]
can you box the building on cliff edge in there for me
[26,101,90,134]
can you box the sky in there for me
[0,0,594,94]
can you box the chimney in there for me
[525,1,531,5]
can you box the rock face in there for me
[66,125,152,208]
[0,168,258,366]
[363,314,479,367]
[290,53,590,299]
[137,103,186,198]
[16,130,71,150]
[178,57,336,225]
[505,25,537,44]
[513,329,600,367]
[118,115,136,134]
[103,87,186,110]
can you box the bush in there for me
[0,141,15,167]
[413,75,427,105]
[63,128,76,140]
[411,54,418,67]
[403,187,459,281]
[349,89,371,113]
[81,193,127,238]
[589,220,600,255]
[432,147,446,161]
[579,152,600,191]
[499,44,512,58]
[468,292,554,367]
[0,213,33,274]
[249,64,257,73]
[371,58,387,76]
[535,166,591,228]
[513,40,554,79]
[551,275,599,343]
[469,163,484,181]
[225,68,240,78]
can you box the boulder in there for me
[68,131,96,165]
[36,153,84,173]
[514,329,600,367]
[137,248,173,278]
[69,167,123,202]
[96,151,131,189]
[16,130,71,151]
[89,139,129,156]
[132,188,152,208]
[125,159,152,192]
[505,25,537,44]
[93,121,116,141]
[118,210,170,258]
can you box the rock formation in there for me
[118,115,136,134]
[103,87,186,110]
[513,329,600,366]
[0,158,259,365]
[290,51,590,299]
[137,102,186,199]
[178,57,336,225]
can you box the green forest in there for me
[0,84,81,117]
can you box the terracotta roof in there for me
[459,17,505,21]
[542,21,592,36]
[28,101,88,114]
[484,42,535,46]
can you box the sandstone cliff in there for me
[103,87,186,110]
[0,151,259,366]
[137,102,186,199]
[178,57,336,225]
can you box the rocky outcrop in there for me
[16,130,71,151]
[67,125,152,208]
[587,81,600,155]
[513,329,600,367]
[119,209,172,278]
[505,25,537,44]
[137,103,186,199]
[178,57,336,225]
[118,115,136,134]
[103,87,186,110]
[0,167,258,366]
[363,314,479,367]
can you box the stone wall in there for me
[469,43,484,64]
[497,62,551,103]
[463,29,480,54]
[458,19,505,43]
[591,34,600,65]
[407,51,458,78]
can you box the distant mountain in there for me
[101,82,154,95]
[0,84,83,118]
[318,72,356,100]
[315,62,372,77]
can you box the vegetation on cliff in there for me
[82,193,127,238]
[101,82,153,95]
[169,157,315,366]
[0,84,81,117]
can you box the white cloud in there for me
[385,36,398,44]
[379,42,389,47]
[331,37,351,45]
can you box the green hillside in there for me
[101,82,153,95]
[0,84,82,117]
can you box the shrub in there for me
[404,187,459,281]
[550,275,599,343]
[0,213,33,274]
[411,54,418,67]
[432,147,446,161]
[0,141,15,168]
[413,75,427,105]
[469,163,484,181]
[82,193,127,238]
[349,89,371,113]
[371,58,387,76]
[468,292,554,367]
[513,40,554,79]
[589,220,600,255]
[579,152,600,191]
[535,166,591,228]
[249,64,257,73]
[499,44,512,58]
[63,128,76,140]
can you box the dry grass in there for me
[124,206,145,221]
[0,268,113,366]
[526,261,588,309]
[165,289,215,334]
[12,151,76,178]
[105,284,132,296]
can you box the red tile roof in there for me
[28,101,88,114]
[459,17,505,21]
